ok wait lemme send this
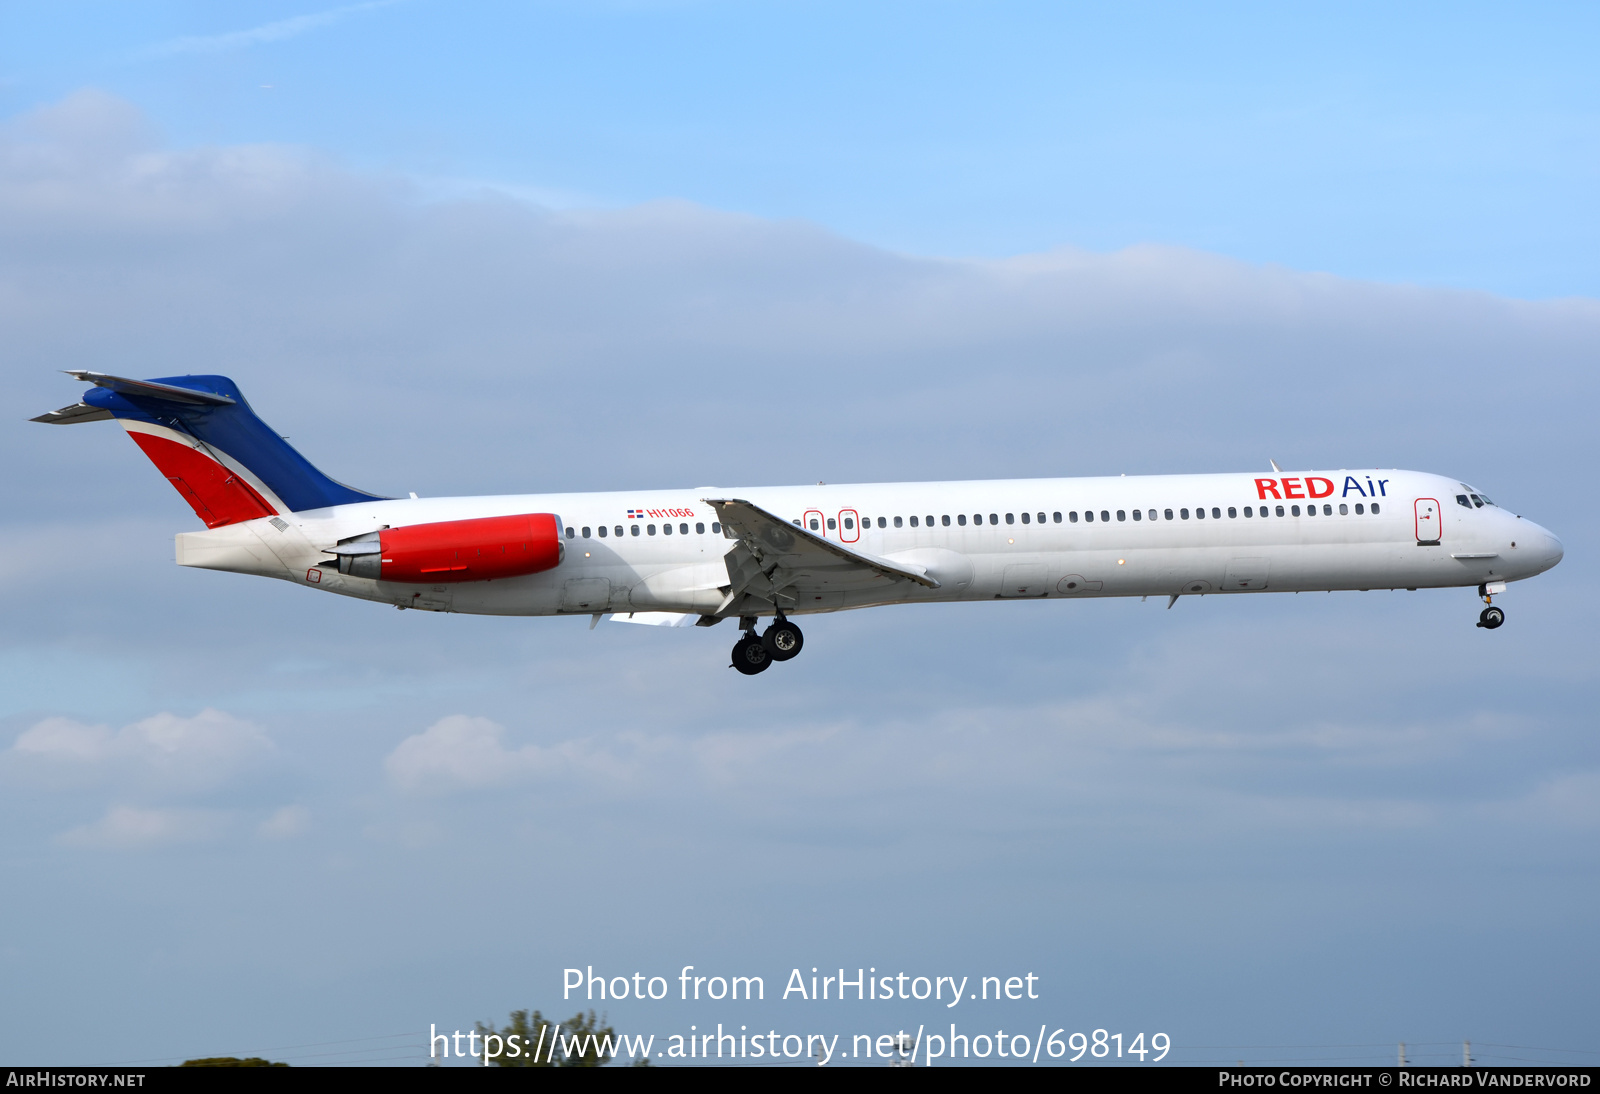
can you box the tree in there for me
[476,1008,629,1067]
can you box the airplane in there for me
[34,372,1564,675]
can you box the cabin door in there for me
[1414,498,1441,544]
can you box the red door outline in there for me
[1415,498,1441,543]
[839,508,860,543]
[803,509,825,536]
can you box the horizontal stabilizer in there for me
[31,402,114,425]
[63,370,237,406]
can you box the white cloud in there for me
[258,805,312,839]
[57,805,229,850]
[383,715,620,793]
[145,1,401,58]
[6,709,272,791]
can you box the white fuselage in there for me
[173,468,1564,618]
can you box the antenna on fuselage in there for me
[1269,459,1282,472]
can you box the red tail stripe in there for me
[128,432,278,528]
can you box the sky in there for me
[1,1,1597,1069]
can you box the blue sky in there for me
[4,1,1597,297]
[1,2,1597,1068]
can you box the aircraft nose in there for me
[1526,523,1563,572]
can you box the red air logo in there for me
[1255,477,1334,500]
[1254,475,1391,500]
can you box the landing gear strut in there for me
[1477,583,1505,630]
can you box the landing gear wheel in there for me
[1478,606,1505,630]
[762,620,804,661]
[731,634,771,674]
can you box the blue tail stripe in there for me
[83,375,386,512]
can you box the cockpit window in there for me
[1470,494,1485,507]
[1456,495,1472,508]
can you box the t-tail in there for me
[32,371,385,524]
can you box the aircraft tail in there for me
[33,371,386,527]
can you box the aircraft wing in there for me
[702,497,939,616]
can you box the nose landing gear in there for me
[1476,583,1505,629]
[730,615,805,675]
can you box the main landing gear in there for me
[730,616,805,675]
[1476,583,1505,630]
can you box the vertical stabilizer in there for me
[32,371,385,526]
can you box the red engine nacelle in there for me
[336,513,563,584]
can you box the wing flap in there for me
[703,498,940,590]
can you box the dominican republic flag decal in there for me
[627,509,645,519]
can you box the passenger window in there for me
[989,514,998,525]
[827,518,836,530]
[1069,511,1079,523]
[615,525,624,537]
[942,515,951,526]
[1100,510,1110,522]
[1021,512,1030,524]
[1243,507,1252,517]
[1456,495,1472,508]
[1117,510,1126,521]
[631,524,641,536]
[1196,507,1205,520]
[663,522,672,535]
[680,522,689,534]
[1275,505,1285,516]
[581,527,591,538]
[565,527,575,538]
[1085,510,1095,523]
[957,514,967,526]
[1371,503,1381,514]
[1164,509,1174,520]
[1321,505,1330,516]
[1211,508,1220,519]
[1291,506,1301,516]
[1037,512,1046,524]
[894,516,903,528]
[926,515,935,527]
[1180,508,1189,519]
[1306,505,1315,517]
[711,522,721,533]
[696,522,705,533]
[1227,508,1236,518]
[1053,512,1062,523]
[1132,509,1142,521]
[1148,509,1156,521]
[1337,504,1347,516]
[808,518,819,530]
[910,516,919,527]
[1006,513,1015,525]
[878,517,886,528]
[648,524,657,535]
[843,517,854,530]
[599,525,608,537]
